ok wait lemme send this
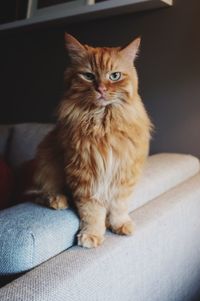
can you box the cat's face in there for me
[64,34,140,108]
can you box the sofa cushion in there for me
[0,202,79,275]
[0,153,199,277]
[8,123,54,167]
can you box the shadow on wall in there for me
[0,0,200,157]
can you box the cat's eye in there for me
[109,72,121,81]
[81,72,95,81]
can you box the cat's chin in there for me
[95,97,116,107]
[96,99,109,107]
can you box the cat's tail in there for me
[22,189,48,206]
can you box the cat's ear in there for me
[120,37,141,62]
[64,33,86,61]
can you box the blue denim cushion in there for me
[0,202,79,275]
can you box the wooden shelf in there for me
[0,0,173,32]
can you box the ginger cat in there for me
[34,33,152,248]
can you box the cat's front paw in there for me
[111,220,135,236]
[49,194,69,210]
[77,232,104,248]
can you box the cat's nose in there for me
[97,84,107,98]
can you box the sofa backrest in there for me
[0,123,54,167]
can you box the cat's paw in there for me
[77,232,104,248]
[49,194,69,210]
[111,220,135,236]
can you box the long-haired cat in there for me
[34,33,152,248]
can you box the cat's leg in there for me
[35,163,69,209]
[48,194,68,210]
[34,162,69,210]
[107,198,134,236]
[34,131,69,210]
[34,178,69,210]
[77,199,107,248]
[34,192,69,209]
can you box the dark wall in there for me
[0,0,200,156]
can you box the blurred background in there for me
[0,0,200,156]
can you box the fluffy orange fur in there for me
[34,33,152,248]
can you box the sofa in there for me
[0,123,200,301]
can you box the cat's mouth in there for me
[96,92,106,100]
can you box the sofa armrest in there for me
[1,173,200,301]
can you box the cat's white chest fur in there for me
[92,146,120,203]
